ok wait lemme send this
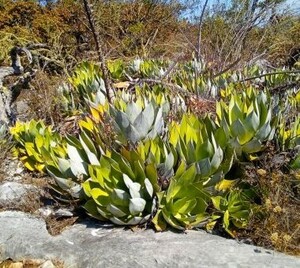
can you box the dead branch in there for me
[0,46,36,125]
[82,0,115,102]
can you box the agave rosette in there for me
[153,162,212,231]
[216,88,278,156]
[46,119,104,199]
[10,120,66,173]
[83,150,157,225]
[169,114,234,187]
[211,189,254,236]
[109,97,165,144]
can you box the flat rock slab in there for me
[0,211,299,268]
[0,182,38,209]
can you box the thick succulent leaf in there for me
[211,196,228,211]
[133,103,155,137]
[111,151,135,178]
[220,147,235,174]
[145,163,160,192]
[91,187,109,199]
[152,210,167,231]
[126,101,142,123]
[24,142,42,162]
[110,216,145,225]
[82,179,99,198]
[47,166,81,198]
[164,151,175,171]
[111,188,130,206]
[66,135,88,163]
[161,209,185,230]
[127,216,146,225]
[242,139,262,154]
[214,127,228,148]
[34,135,44,152]
[256,122,272,141]
[109,216,126,225]
[229,102,244,124]
[68,184,83,198]
[69,159,88,177]
[144,178,154,198]
[57,158,70,173]
[133,160,146,184]
[107,204,127,217]
[210,147,223,171]
[148,107,164,138]
[172,197,196,215]
[83,200,106,221]
[127,124,142,143]
[196,140,214,161]
[196,158,211,178]
[178,164,197,186]
[79,131,100,165]
[244,111,260,132]
[231,119,253,145]
[115,110,130,130]
[123,174,141,198]
[22,156,38,171]
[129,198,146,215]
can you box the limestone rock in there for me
[0,182,39,209]
[0,211,300,268]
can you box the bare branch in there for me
[82,0,115,102]
[196,0,209,61]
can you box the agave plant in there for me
[211,189,254,237]
[216,88,278,157]
[82,151,157,225]
[128,58,167,78]
[46,119,105,199]
[60,62,107,112]
[169,114,234,187]
[152,163,213,231]
[109,98,166,144]
[10,120,66,173]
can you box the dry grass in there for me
[237,145,300,256]
[247,170,300,255]
[45,216,79,236]
[18,71,65,125]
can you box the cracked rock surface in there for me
[0,211,299,268]
[0,181,39,208]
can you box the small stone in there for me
[54,208,74,217]
[15,167,24,175]
[36,207,54,218]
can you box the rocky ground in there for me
[0,156,300,267]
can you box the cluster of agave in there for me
[9,59,300,236]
